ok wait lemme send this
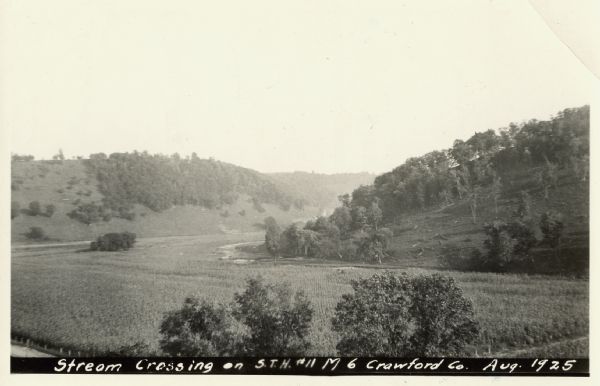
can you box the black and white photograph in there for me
[1,0,598,383]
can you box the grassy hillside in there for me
[384,165,588,274]
[265,106,589,275]
[10,159,375,243]
[10,159,318,243]
[268,171,375,211]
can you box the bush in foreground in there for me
[331,271,478,356]
[159,276,314,356]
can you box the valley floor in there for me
[11,232,588,357]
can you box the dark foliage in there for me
[440,221,536,273]
[90,232,136,251]
[84,152,301,212]
[365,106,588,221]
[159,298,239,356]
[271,197,392,263]
[44,204,56,218]
[540,211,564,248]
[25,227,48,241]
[332,272,478,356]
[68,203,112,224]
[159,276,313,356]
[264,216,281,255]
[232,277,313,355]
[480,220,536,271]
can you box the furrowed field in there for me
[11,234,588,357]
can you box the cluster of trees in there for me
[160,277,313,356]
[333,272,478,356]
[264,193,393,263]
[90,232,137,251]
[440,207,565,273]
[160,273,478,356]
[84,152,305,213]
[67,202,135,224]
[15,201,56,218]
[369,106,588,221]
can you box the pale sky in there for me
[1,0,595,174]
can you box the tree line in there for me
[84,152,306,214]
[373,106,588,221]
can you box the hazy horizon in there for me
[4,1,593,174]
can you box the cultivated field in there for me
[11,233,588,357]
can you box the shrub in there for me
[44,204,56,217]
[332,272,478,356]
[68,203,110,224]
[11,201,20,219]
[26,227,48,241]
[91,232,136,251]
[28,201,42,216]
[159,276,314,356]
[540,211,564,248]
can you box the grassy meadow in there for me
[11,233,588,357]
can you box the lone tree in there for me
[264,216,282,256]
[332,272,479,356]
[159,276,314,356]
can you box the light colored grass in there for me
[12,234,588,356]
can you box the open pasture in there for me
[11,234,588,356]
